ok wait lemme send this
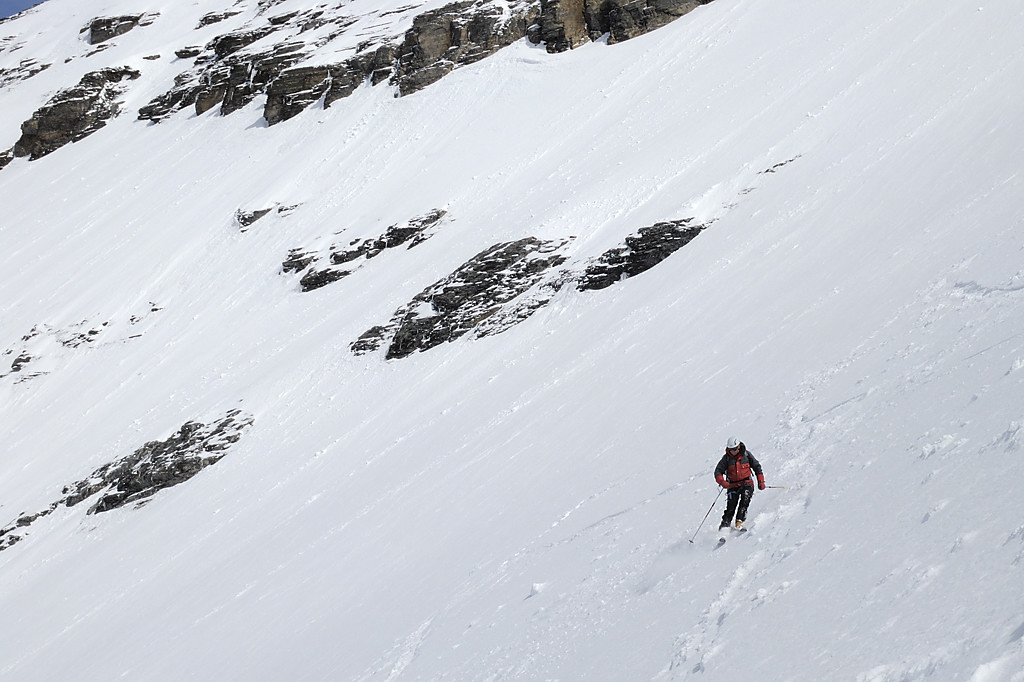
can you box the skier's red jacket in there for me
[714,444,765,489]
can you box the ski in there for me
[715,526,748,548]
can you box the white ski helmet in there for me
[726,436,741,450]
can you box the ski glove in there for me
[716,475,730,489]
[757,474,766,490]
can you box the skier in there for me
[715,437,765,531]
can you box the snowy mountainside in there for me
[2,0,1024,680]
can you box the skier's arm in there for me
[714,456,730,488]
[748,453,766,490]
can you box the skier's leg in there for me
[736,486,754,522]
[720,490,739,528]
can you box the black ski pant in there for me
[720,485,753,527]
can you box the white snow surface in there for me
[2,0,1024,680]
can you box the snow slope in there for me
[2,0,1023,679]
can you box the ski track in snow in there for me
[654,258,1024,680]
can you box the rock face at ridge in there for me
[604,0,712,44]
[392,0,540,97]
[135,0,709,125]
[537,0,713,52]
[138,4,352,122]
[4,66,140,163]
[538,0,590,52]
[263,44,397,125]
[0,410,254,551]
[265,0,540,124]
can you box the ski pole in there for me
[765,485,787,490]
[688,489,723,543]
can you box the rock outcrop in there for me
[267,0,540,123]
[577,219,704,290]
[263,44,396,125]
[6,66,140,162]
[72,410,255,514]
[0,410,254,551]
[138,5,353,122]
[84,13,158,45]
[536,0,713,52]
[537,0,590,53]
[1,305,162,383]
[603,0,712,45]
[392,0,541,96]
[235,203,298,231]
[351,218,705,359]
[140,34,318,120]
[197,10,242,29]
[352,237,571,359]
[0,58,50,89]
[283,209,447,292]
[140,0,540,125]
[236,207,275,229]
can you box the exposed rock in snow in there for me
[197,10,242,29]
[602,0,711,45]
[537,0,712,52]
[0,57,50,88]
[283,209,447,292]
[5,66,141,162]
[577,219,705,291]
[139,7,350,121]
[348,218,708,356]
[84,14,157,45]
[136,0,707,124]
[1,305,162,383]
[0,410,254,551]
[263,44,397,125]
[236,206,275,230]
[349,218,705,357]
[352,236,571,358]
[392,0,540,96]
[537,0,590,53]
[74,409,255,514]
